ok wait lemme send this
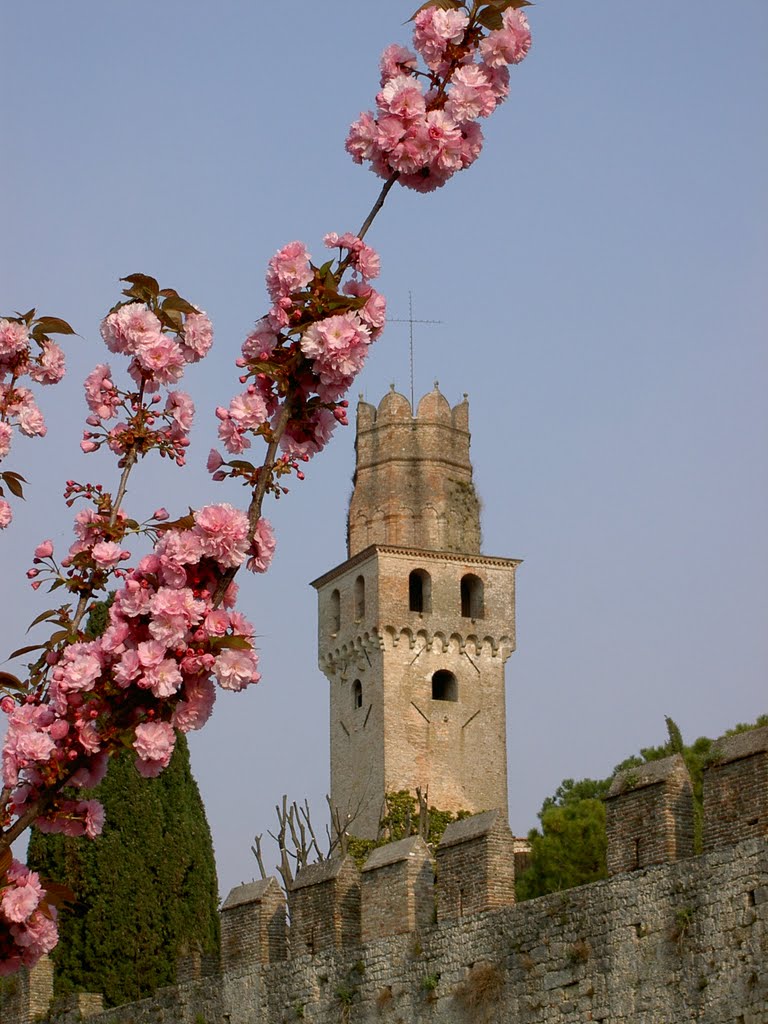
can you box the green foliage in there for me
[29,734,219,1007]
[346,790,468,867]
[516,785,608,901]
[28,601,219,1012]
[518,713,767,901]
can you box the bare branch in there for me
[250,834,268,880]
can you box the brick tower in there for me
[311,385,520,838]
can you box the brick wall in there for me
[42,835,767,1024]
[605,754,695,874]
[703,726,768,852]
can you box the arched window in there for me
[329,589,340,634]
[408,569,432,613]
[354,575,365,620]
[353,679,363,710]
[460,574,484,619]
[432,670,458,702]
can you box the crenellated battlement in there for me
[348,387,480,557]
[17,772,767,1024]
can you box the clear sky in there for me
[2,1,766,896]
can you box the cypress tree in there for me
[28,734,219,1006]
[27,603,219,1006]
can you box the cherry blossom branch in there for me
[356,172,400,244]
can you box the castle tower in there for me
[311,386,519,838]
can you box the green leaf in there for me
[155,511,196,533]
[0,670,25,692]
[33,316,76,336]
[121,273,160,296]
[408,0,463,21]
[162,295,198,315]
[46,629,71,645]
[212,635,253,651]
[9,643,46,660]
[477,7,502,29]
[2,473,25,498]
[40,881,76,909]
[26,609,60,632]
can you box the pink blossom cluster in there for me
[3,504,261,847]
[346,5,531,191]
[80,303,210,463]
[0,317,69,528]
[212,234,384,470]
[100,303,212,389]
[0,860,58,975]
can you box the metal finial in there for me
[387,295,443,409]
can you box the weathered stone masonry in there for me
[10,735,767,1024]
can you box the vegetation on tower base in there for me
[516,713,767,901]
[27,731,219,1008]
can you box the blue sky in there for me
[2,1,767,895]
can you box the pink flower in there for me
[206,449,224,473]
[0,863,43,923]
[265,241,313,302]
[29,340,66,385]
[100,303,163,356]
[91,541,128,568]
[346,111,379,165]
[380,43,418,84]
[0,422,12,459]
[0,320,28,359]
[133,720,176,776]
[153,507,169,521]
[134,335,185,384]
[142,659,184,698]
[213,647,260,691]
[83,364,120,421]
[241,321,278,363]
[34,540,53,559]
[17,399,46,437]
[300,312,370,386]
[479,8,531,67]
[181,311,214,362]
[172,676,216,733]
[0,499,12,529]
[247,518,276,574]
[79,799,105,839]
[193,504,250,568]
[54,645,102,693]
[165,390,195,432]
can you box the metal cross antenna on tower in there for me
[388,292,443,410]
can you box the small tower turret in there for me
[348,384,481,555]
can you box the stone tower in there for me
[311,386,519,838]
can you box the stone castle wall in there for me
[5,729,767,1024]
[22,836,767,1024]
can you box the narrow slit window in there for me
[353,679,363,710]
[330,589,341,634]
[354,575,365,621]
